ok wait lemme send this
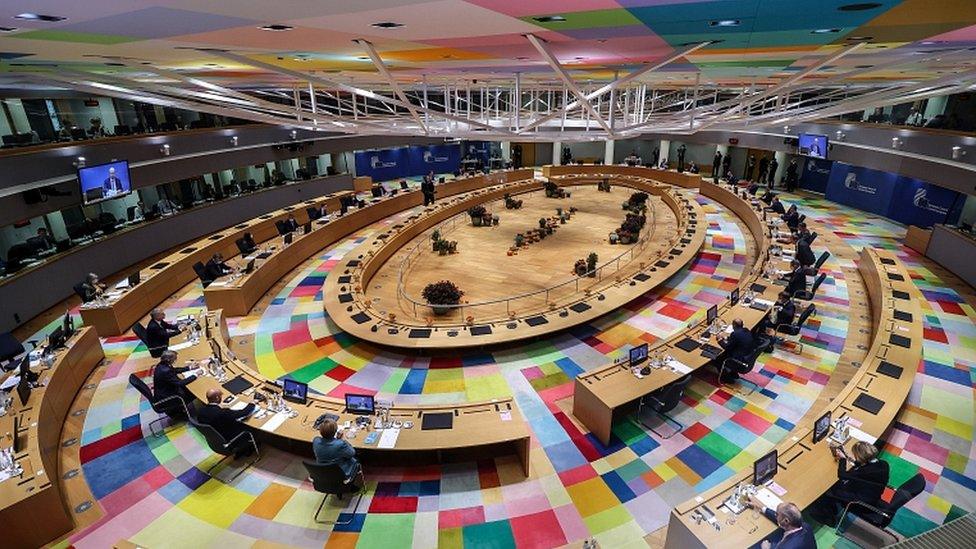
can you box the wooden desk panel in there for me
[175,311,532,475]
[665,248,923,548]
[0,327,105,548]
[542,165,702,189]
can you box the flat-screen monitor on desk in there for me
[79,160,132,205]
[18,355,37,384]
[813,411,831,443]
[16,376,31,406]
[754,449,778,486]
[706,304,718,324]
[284,232,293,245]
[48,326,65,350]
[12,415,20,453]
[629,343,648,366]
[730,288,739,306]
[209,338,224,364]
[128,271,141,287]
[303,222,312,235]
[798,133,828,160]
[282,379,308,404]
[62,310,75,338]
[345,393,374,415]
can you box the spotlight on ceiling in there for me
[533,15,566,23]
[891,137,902,149]
[838,3,883,11]
[371,21,404,29]
[0,27,18,32]
[952,146,966,160]
[812,28,841,34]
[73,156,86,168]
[290,130,298,140]
[229,136,238,147]
[14,13,66,22]
[709,19,740,27]
[844,35,873,41]
[259,24,293,31]
[835,130,846,141]
[160,144,171,156]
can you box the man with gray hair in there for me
[146,308,182,358]
[748,496,816,549]
[151,350,196,420]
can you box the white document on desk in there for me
[229,401,248,411]
[377,428,400,449]
[756,487,783,510]
[666,358,692,374]
[208,280,231,287]
[169,340,194,351]
[849,426,878,444]
[260,411,290,433]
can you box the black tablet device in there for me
[754,450,778,486]
[813,411,831,444]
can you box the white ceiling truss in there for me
[10,39,976,142]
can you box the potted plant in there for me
[468,204,487,226]
[574,259,587,277]
[492,214,500,226]
[422,280,464,316]
[587,252,598,277]
[618,230,633,244]
[514,233,525,247]
[482,211,493,226]
[556,207,563,217]
[431,229,440,251]
[544,180,558,198]
[609,232,619,244]
[448,241,458,254]
[539,218,547,230]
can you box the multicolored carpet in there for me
[42,189,975,548]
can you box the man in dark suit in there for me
[717,318,756,382]
[767,157,779,186]
[784,260,807,296]
[796,237,816,268]
[238,232,257,255]
[747,499,816,549]
[205,253,232,281]
[785,158,799,191]
[758,156,769,184]
[283,214,300,233]
[811,441,890,525]
[760,291,796,339]
[421,171,435,206]
[744,154,756,180]
[770,196,786,214]
[152,350,196,419]
[197,388,256,456]
[712,150,722,183]
[146,309,182,357]
[102,166,126,196]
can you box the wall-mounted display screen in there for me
[79,160,132,205]
[798,133,828,160]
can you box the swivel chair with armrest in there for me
[775,303,816,354]
[794,272,827,301]
[835,473,926,547]
[636,374,692,439]
[132,321,169,358]
[813,251,830,273]
[718,336,770,394]
[4,243,33,274]
[192,261,215,288]
[190,417,260,481]
[302,461,365,524]
[128,373,192,437]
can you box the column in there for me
[772,151,788,186]
[604,139,615,165]
[552,141,562,166]
[658,139,671,166]
[923,96,947,122]
[501,142,512,163]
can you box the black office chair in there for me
[636,374,692,439]
[98,212,120,234]
[192,261,214,288]
[235,238,251,256]
[794,272,827,301]
[4,243,33,274]
[114,124,131,136]
[835,473,925,547]
[133,321,168,358]
[807,231,818,244]
[718,337,770,395]
[70,127,88,140]
[190,417,259,481]
[306,207,319,221]
[813,251,830,273]
[775,304,816,354]
[275,220,290,236]
[127,373,191,437]
[302,461,365,524]
[73,282,94,303]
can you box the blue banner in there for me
[408,144,460,176]
[886,177,960,227]
[824,163,897,216]
[355,144,463,181]
[799,158,832,194]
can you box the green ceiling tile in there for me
[523,9,642,31]
[14,30,139,45]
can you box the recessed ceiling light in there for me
[812,28,841,34]
[371,21,404,29]
[259,24,293,31]
[838,3,882,11]
[574,56,585,60]
[709,19,740,27]
[14,13,66,22]
[0,27,18,32]
[845,35,873,41]
[515,56,529,60]
[357,56,369,60]
[533,15,566,23]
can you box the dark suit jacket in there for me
[762,508,817,549]
[152,362,196,402]
[771,201,786,214]
[205,258,230,280]
[78,281,99,302]
[146,318,180,354]
[775,300,797,326]
[720,326,755,362]
[103,176,125,193]
[786,268,807,296]
[830,458,890,506]
[197,402,255,443]
[284,219,300,232]
[796,241,816,267]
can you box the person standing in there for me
[785,159,799,192]
[421,171,435,206]
[721,152,732,177]
[744,154,756,180]
[767,156,779,187]
[676,144,687,173]
[712,150,722,183]
[651,147,660,167]
[758,156,769,185]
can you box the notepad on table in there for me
[378,428,400,449]
[260,411,289,433]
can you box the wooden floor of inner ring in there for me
[366,185,679,324]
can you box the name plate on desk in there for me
[260,411,290,433]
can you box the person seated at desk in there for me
[283,213,300,233]
[26,227,56,255]
[796,235,815,268]
[155,198,179,216]
[783,259,807,296]
[810,441,890,525]
[759,291,796,345]
[716,318,756,383]
[77,273,106,302]
[198,388,257,457]
[205,253,233,280]
[769,196,785,214]
[782,205,800,229]
[725,171,739,186]
[313,418,363,485]
[239,232,258,255]
[146,309,182,357]
[687,161,699,174]
[746,498,816,549]
[151,350,196,419]
[658,159,669,169]
[308,204,328,221]
[747,180,761,195]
